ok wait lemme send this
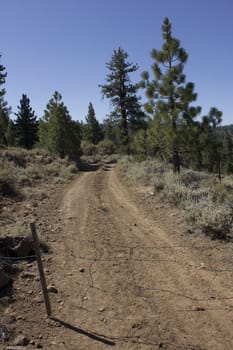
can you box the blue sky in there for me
[1,0,233,125]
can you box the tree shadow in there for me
[49,317,115,346]
[102,165,112,172]
[77,162,101,172]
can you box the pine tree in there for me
[100,47,144,154]
[15,94,38,149]
[141,18,201,172]
[83,102,103,144]
[221,130,233,174]
[39,91,82,160]
[0,53,11,145]
[200,107,223,177]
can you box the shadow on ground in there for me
[77,162,101,172]
[50,317,115,346]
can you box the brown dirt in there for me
[1,164,233,349]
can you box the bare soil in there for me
[1,164,233,349]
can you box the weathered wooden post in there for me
[30,222,51,317]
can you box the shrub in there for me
[119,158,233,239]
[97,140,116,156]
[0,166,18,196]
[81,141,97,156]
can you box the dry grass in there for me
[0,148,78,198]
[119,157,233,240]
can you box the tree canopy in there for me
[39,91,82,161]
[15,94,38,149]
[100,47,145,153]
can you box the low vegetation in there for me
[0,147,78,199]
[119,157,233,240]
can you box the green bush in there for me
[81,141,97,156]
[97,140,116,155]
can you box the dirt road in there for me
[48,164,233,349]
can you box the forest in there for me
[0,18,232,177]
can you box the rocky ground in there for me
[1,163,233,349]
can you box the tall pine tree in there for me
[100,47,144,153]
[15,94,38,149]
[141,18,201,172]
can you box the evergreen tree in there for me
[15,94,38,149]
[83,102,103,144]
[0,53,11,146]
[200,107,223,176]
[141,18,201,172]
[39,91,82,160]
[100,47,144,153]
[221,130,233,174]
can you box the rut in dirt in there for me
[50,164,233,350]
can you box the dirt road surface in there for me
[35,164,232,350]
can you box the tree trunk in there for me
[120,110,129,154]
[173,148,180,173]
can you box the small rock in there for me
[98,307,105,312]
[47,285,58,293]
[14,335,29,346]
[33,297,43,304]
[37,343,43,348]
[79,268,85,273]
[21,272,36,279]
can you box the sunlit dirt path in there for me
[49,164,233,350]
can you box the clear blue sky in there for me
[1,0,233,125]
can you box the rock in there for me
[33,297,43,304]
[79,267,85,273]
[21,272,36,279]
[13,335,29,346]
[37,343,43,348]
[0,267,9,289]
[98,307,105,312]
[47,285,58,293]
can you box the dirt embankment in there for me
[1,163,233,349]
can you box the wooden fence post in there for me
[30,222,51,317]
